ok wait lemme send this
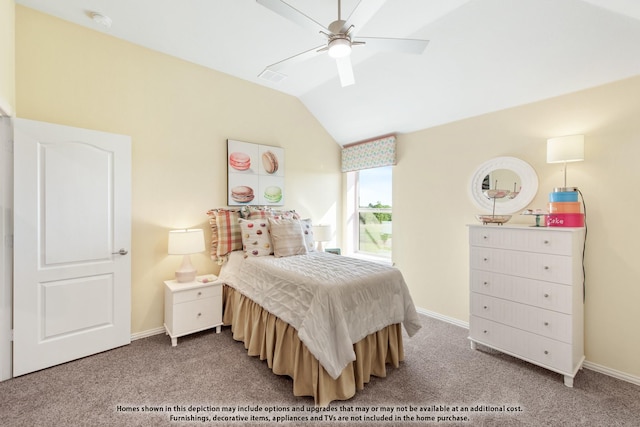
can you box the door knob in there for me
[112,248,128,255]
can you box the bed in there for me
[207,208,421,405]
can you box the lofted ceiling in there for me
[15,0,640,145]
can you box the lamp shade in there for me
[312,224,332,242]
[168,229,205,255]
[547,135,584,163]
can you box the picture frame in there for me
[227,139,285,206]
[324,248,341,255]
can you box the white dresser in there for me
[468,224,585,386]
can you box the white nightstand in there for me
[163,275,222,347]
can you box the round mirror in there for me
[469,157,538,214]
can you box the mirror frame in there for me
[469,156,538,214]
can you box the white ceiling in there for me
[15,0,640,144]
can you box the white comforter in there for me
[217,251,421,379]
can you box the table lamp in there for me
[168,229,205,282]
[312,224,332,252]
[547,135,584,192]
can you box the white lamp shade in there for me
[168,229,205,255]
[312,224,332,242]
[547,135,584,163]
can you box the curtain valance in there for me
[340,134,396,172]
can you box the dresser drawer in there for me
[471,247,573,284]
[471,293,572,343]
[172,283,221,304]
[469,316,574,374]
[469,226,574,255]
[171,297,220,335]
[471,270,573,314]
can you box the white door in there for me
[13,118,131,376]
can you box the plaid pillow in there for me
[206,209,242,262]
[246,206,300,221]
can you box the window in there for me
[355,166,392,258]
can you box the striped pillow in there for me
[268,218,308,258]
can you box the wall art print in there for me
[227,139,285,206]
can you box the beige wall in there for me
[15,6,341,334]
[394,76,640,379]
[0,0,15,114]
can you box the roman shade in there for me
[341,134,396,172]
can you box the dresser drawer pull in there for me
[544,266,550,270]
[544,322,549,326]
[483,330,488,334]
[543,240,549,244]
[483,281,489,286]
[483,257,489,262]
[544,350,549,355]
[197,291,202,296]
[544,293,549,298]
[483,235,488,240]
[197,312,202,317]
[483,306,488,310]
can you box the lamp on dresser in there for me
[546,135,585,227]
[547,135,584,192]
[168,229,205,283]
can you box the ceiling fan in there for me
[257,0,430,87]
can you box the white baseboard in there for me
[415,306,640,387]
[415,306,469,329]
[131,326,166,341]
[582,360,640,386]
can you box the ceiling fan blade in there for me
[262,45,326,74]
[341,0,387,35]
[336,56,355,87]
[355,37,429,54]
[256,0,329,36]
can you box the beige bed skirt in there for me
[222,285,404,406]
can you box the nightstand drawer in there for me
[172,283,221,304]
[171,297,219,335]
[470,316,574,374]
[471,293,572,343]
[470,270,572,314]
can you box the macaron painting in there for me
[229,152,251,171]
[261,150,279,174]
[259,145,284,178]
[263,186,282,203]
[227,139,285,206]
[230,185,255,203]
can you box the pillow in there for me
[239,219,273,257]
[300,218,316,252]
[206,209,243,262]
[245,206,272,220]
[268,218,308,258]
[246,206,300,221]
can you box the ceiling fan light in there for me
[328,38,352,58]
